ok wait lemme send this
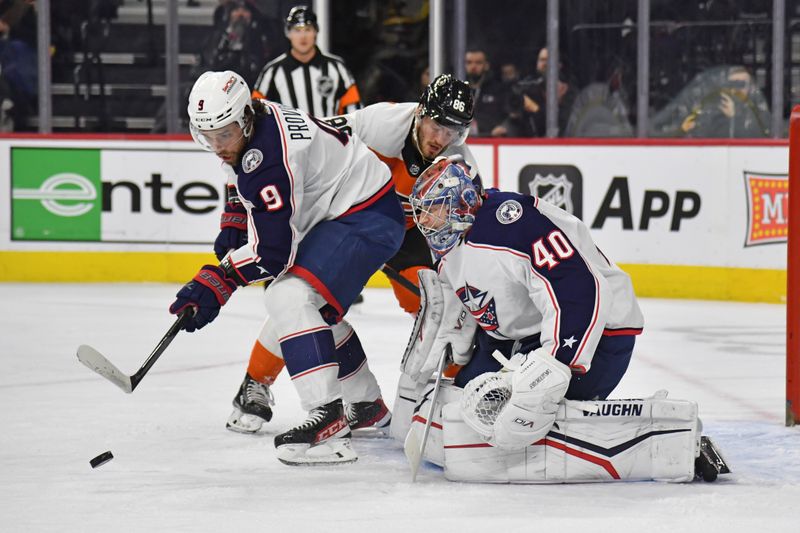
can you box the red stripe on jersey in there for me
[288,265,344,317]
[339,179,394,217]
[603,328,643,336]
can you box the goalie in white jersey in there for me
[412,156,644,400]
[399,156,730,483]
[168,70,405,465]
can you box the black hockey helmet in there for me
[285,5,318,32]
[419,74,474,129]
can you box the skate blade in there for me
[225,409,267,434]
[276,438,358,466]
[351,426,392,439]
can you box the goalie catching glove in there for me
[400,269,477,383]
[169,264,240,331]
[461,347,571,449]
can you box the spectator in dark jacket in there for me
[464,46,508,137]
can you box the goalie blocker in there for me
[391,379,730,483]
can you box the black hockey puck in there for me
[90,451,114,469]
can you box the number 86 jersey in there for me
[437,190,644,374]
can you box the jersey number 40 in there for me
[532,230,575,270]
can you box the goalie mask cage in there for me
[787,106,800,426]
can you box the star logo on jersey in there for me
[242,149,263,173]
[317,75,334,97]
[496,200,523,224]
[456,283,499,331]
[562,336,577,349]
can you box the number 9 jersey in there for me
[225,101,394,285]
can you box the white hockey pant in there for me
[392,377,700,483]
[262,274,381,410]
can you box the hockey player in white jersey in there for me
[398,156,730,483]
[169,70,405,465]
[223,74,483,435]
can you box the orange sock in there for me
[388,265,428,315]
[247,340,285,385]
[443,363,461,378]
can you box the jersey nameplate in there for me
[242,149,263,173]
[496,200,523,224]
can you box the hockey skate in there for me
[226,373,275,434]
[695,436,732,482]
[346,397,392,438]
[274,399,357,466]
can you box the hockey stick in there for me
[381,264,421,297]
[404,343,451,482]
[76,310,191,393]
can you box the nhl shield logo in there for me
[496,200,523,224]
[409,163,421,176]
[529,173,573,213]
[242,149,263,173]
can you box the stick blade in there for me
[404,423,423,482]
[76,344,133,393]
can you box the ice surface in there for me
[1,283,798,532]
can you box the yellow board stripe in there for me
[0,251,394,288]
[0,251,784,303]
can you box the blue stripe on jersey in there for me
[466,190,599,367]
[281,328,337,377]
[233,114,295,281]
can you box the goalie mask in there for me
[187,70,254,152]
[411,156,482,256]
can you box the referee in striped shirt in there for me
[252,5,362,117]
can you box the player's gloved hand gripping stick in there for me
[76,310,191,393]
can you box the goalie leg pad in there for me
[396,379,463,467]
[444,396,701,483]
[401,270,477,383]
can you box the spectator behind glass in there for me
[151,0,277,132]
[649,65,771,138]
[499,46,576,137]
[464,46,508,137]
[201,0,277,87]
[0,0,37,131]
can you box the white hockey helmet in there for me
[187,70,254,151]
[410,155,482,256]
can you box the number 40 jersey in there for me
[437,190,644,374]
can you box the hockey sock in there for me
[247,340,285,385]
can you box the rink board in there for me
[0,136,788,302]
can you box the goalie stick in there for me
[381,264,421,297]
[404,343,451,482]
[76,310,190,393]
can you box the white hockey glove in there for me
[400,269,477,383]
[461,348,571,450]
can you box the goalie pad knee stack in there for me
[442,394,701,483]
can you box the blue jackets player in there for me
[398,157,729,485]
[169,70,404,465]
[400,155,644,451]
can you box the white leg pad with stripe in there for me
[442,395,701,483]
